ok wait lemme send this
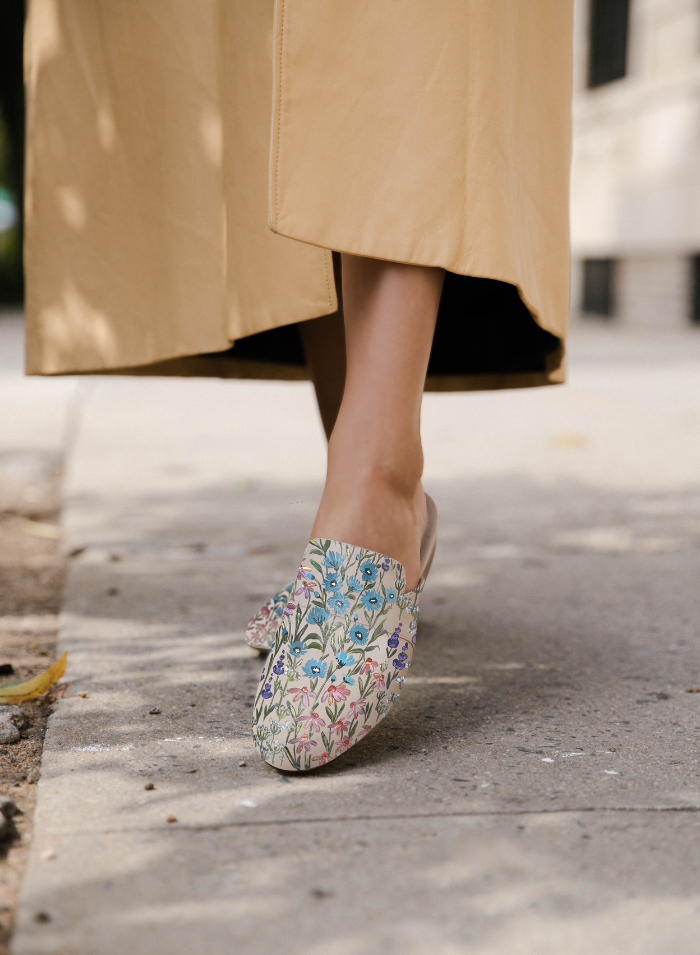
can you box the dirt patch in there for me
[0,452,64,953]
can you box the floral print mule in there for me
[245,494,438,653]
[251,497,438,771]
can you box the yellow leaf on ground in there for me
[21,519,61,540]
[0,652,68,703]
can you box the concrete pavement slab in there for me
[11,327,700,953]
[14,812,700,955]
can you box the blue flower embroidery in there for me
[288,641,307,657]
[346,576,363,592]
[336,650,355,668]
[359,559,378,583]
[302,658,328,679]
[360,590,382,612]
[387,624,402,649]
[323,573,342,593]
[308,607,330,626]
[348,624,370,647]
[261,680,273,699]
[392,653,408,670]
[393,643,410,670]
[323,550,345,569]
[328,594,350,615]
[272,656,285,675]
[342,674,356,686]
[384,587,397,604]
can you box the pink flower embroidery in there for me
[290,686,317,707]
[360,658,379,675]
[321,684,351,705]
[348,698,368,718]
[357,723,372,738]
[298,711,326,733]
[336,737,353,754]
[370,673,386,692]
[312,751,332,765]
[329,718,350,738]
[283,601,296,617]
[288,734,317,754]
[295,569,314,598]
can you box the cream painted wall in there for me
[571,0,700,258]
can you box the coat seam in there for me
[274,0,286,230]
[322,252,333,310]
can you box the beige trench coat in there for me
[24,0,573,391]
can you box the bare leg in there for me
[299,253,346,441]
[311,253,444,590]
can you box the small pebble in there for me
[78,692,88,699]
[148,707,160,715]
[144,783,155,791]
[34,912,51,924]
[166,815,177,823]
[41,849,56,861]
[238,761,246,767]
[0,722,20,745]
[0,706,26,728]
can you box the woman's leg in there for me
[299,253,346,441]
[311,253,444,590]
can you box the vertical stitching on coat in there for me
[322,252,333,310]
[274,0,285,230]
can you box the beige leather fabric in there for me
[24,0,572,391]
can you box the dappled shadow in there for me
[14,473,700,953]
[49,474,700,804]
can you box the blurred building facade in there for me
[572,0,700,327]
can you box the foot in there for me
[311,475,427,591]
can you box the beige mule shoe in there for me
[252,497,438,771]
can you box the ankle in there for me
[326,436,424,500]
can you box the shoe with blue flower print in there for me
[244,493,438,653]
[252,526,435,771]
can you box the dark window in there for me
[691,255,700,325]
[588,0,630,88]
[582,259,616,317]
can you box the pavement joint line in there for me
[40,803,700,836]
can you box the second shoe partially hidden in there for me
[252,499,437,771]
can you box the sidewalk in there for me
[10,323,700,954]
